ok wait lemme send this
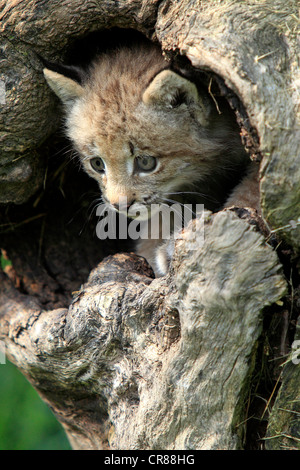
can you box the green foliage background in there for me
[0,360,71,450]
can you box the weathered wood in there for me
[0,212,286,449]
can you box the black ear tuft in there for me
[37,54,85,85]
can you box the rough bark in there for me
[265,318,300,450]
[0,0,299,451]
[0,212,287,449]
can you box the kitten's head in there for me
[43,45,232,217]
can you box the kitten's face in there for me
[43,46,225,217]
[66,96,217,217]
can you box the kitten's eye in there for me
[90,157,105,173]
[135,156,157,173]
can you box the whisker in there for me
[78,196,104,235]
[158,197,197,217]
[158,200,184,215]
[164,190,219,204]
[49,142,73,159]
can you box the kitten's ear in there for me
[142,70,210,125]
[43,64,84,106]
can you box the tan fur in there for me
[43,69,84,104]
[43,42,259,276]
[142,69,210,127]
[225,163,260,212]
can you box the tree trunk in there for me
[0,0,299,450]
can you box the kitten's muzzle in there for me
[112,199,136,211]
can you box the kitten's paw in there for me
[155,239,175,276]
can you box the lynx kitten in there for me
[43,42,259,276]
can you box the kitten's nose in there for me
[112,198,135,211]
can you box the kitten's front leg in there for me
[225,162,260,212]
[136,237,175,277]
[155,239,176,276]
[136,212,178,277]
[135,212,175,277]
[137,215,201,277]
